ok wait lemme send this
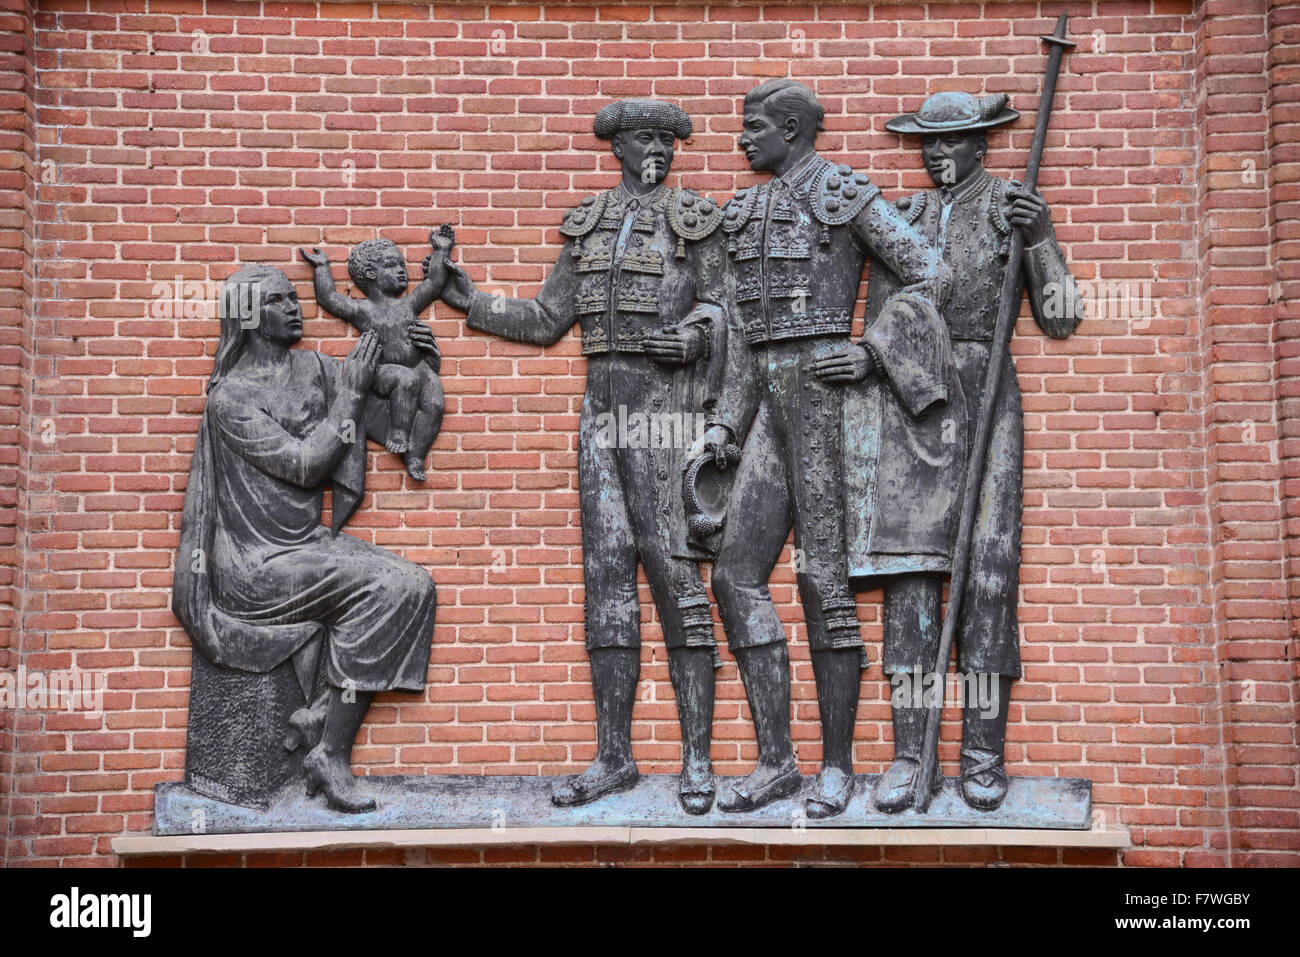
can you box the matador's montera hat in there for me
[593,99,693,141]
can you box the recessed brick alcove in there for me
[1,0,1297,867]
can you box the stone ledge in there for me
[153,772,1097,835]
[113,825,1131,857]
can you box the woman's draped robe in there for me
[172,350,435,698]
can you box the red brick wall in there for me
[1195,0,1299,866]
[1265,0,1300,866]
[0,0,35,867]
[2,0,1295,867]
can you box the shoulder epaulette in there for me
[560,191,612,237]
[895,191,928,225]
[722,186,760,233]
[811,164,880,226]
[990,177,1013,237]
[667,187,723,241]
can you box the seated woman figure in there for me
[172,265,438,812]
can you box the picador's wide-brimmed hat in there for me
[885,92,1019,136]
[593,99,693,141]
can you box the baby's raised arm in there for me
[300,247,370,329]
[408,225,456,315]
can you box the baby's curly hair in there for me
[347,238,401,291]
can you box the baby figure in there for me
[300,226,455,480]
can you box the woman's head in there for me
[210,265,302,391]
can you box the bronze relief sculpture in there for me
[439,100,728,814]
[172,266,438,813]
[872,89,1083,814]
[688,79,953,819]
[299,227,454,481]
[164,17,1095,832]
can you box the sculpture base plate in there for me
[154,773,1092,836]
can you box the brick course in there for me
[1,0,1296,866]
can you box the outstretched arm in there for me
[299,247,367,328]
[458,243,579,347]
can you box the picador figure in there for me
[871,91,1085,813]
[689,79,949,819]
[439,100,728,814]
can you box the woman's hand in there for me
[342,330,381,397]
[407,321,442,372]
[810,344,874,385]
[422,255,448,286]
